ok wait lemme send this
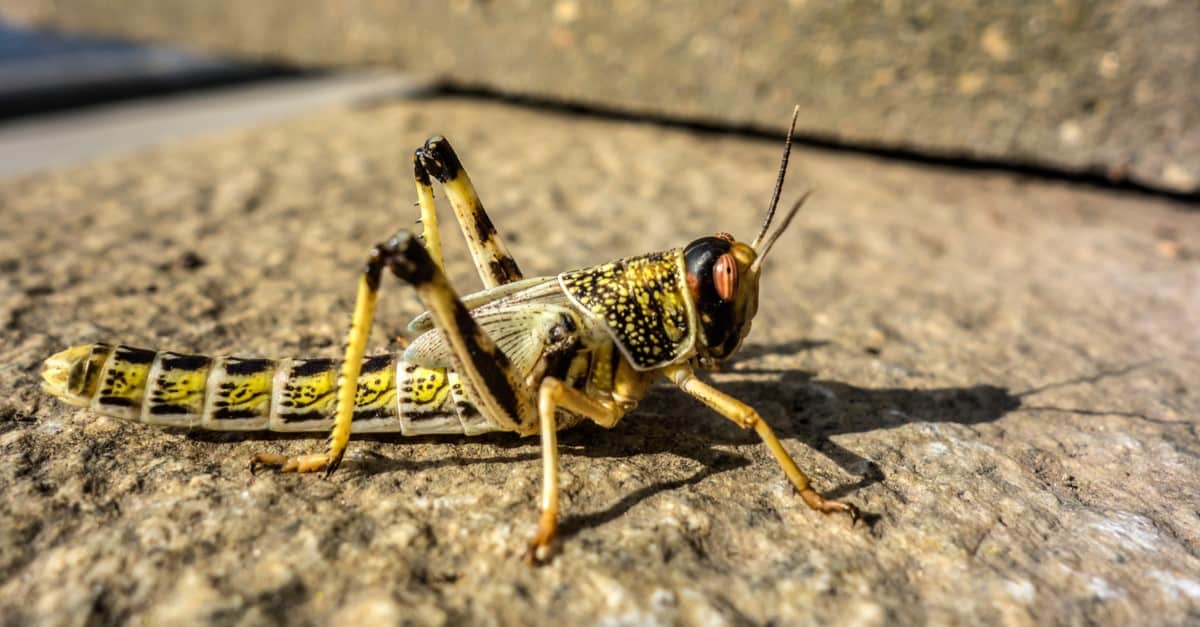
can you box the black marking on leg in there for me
[325,451,344,477]
[419,135,462,183]
[378,225,525,425]
[472,208,499,243]
[382,231,435,285]
[413,151,432,187]
[450,303,521,422]
[364,246,386,292]
[487,257,522,285]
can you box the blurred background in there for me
[0,1,1196,196]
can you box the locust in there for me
[41,108,858,563]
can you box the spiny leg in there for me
[252,231,538,476]
[413,152,444,273]
[387,231,537,432]
[254,141,519,450]
[663,364,859,521]
[415,136,523,288]
[402,154,444,348]
[250,244,386,475]
[528,377,625,565]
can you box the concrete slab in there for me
[5,1,1199,193]
[0,71,427,178]
[0,97,1197,624]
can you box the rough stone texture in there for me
[1,98,1198,625]
[4,1,1199,195]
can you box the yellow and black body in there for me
[41,109,858,564]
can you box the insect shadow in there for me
[352,369,1024,537]
[700,358,1153,503]
[187,352,1144,538]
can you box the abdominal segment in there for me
[78,344,495,435]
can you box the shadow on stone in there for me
[719,371,1020,499]
[555,360,1150,534]
[733,339,831,362]
[557,372,1024,538]
[185,354,1148,539]
[557,453,752,540]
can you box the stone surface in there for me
[1,98,1198,625]
[4,1,1199,195]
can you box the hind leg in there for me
[250,243,385,475]
[414,136,523,288]
[251,231,537,476]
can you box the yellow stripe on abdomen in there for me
[270,357,339,431]
[90,345,155,420]
[144,352,213,427]
[46,343,502,434]
[201,357,276,430]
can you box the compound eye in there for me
[713,252,738,301]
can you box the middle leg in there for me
[529,377,625,565]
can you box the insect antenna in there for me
[751,105,801,250]
[751,191,810,272]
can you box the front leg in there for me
[663,364,859,522]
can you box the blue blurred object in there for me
[0,20,298,118]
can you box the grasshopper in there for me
[41,108,858,563]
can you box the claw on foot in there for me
[525,509,559,566]
[249,452,332,474]
[798,487,860,525]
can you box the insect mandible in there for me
[40,107,859,564]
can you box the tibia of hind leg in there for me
[415,136,461,183]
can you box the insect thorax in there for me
[558,249,696,371]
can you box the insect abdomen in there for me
[41,344,496,435]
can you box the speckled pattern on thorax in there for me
[559,249,695,370]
